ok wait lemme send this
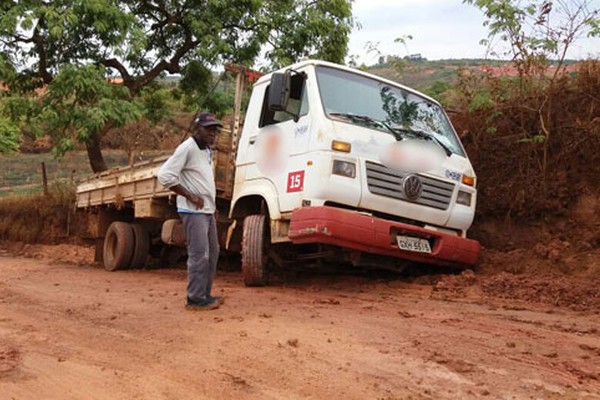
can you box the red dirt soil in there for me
[1,234,600,399]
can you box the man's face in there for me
[194,125,219,146]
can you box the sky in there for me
[347,0,600,65]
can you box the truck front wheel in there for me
[241,214,269,286]
[103,221,135,271]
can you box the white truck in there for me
[76,59,480,285]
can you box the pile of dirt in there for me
[432,265,600,311]
[431,244,600,311]
[467,194,600,310]
[0,242,94,266]
[426,187,600,310]
[480,272,600,311]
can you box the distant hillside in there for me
[366,59,582,93]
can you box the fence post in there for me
[41,162,49,196]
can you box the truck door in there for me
[255,72,311,213]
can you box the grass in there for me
[0,149,169,197]
[0,148,171,243]
[0,182,76,243]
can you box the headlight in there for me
[456,190,472,206]
[332,160,356,178]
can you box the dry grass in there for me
[0,151,125,193]
[0,148,171,243]
[0,149,170,197]
[0,182,75,243]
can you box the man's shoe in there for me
[207,295,224,305]
[185,297,221,311]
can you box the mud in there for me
[1,243,599,399]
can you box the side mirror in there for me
[268,71,291,112]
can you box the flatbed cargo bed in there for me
[76,127,236,210]
[76,156,171,208]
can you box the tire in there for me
[241,214,269,286]
[130,222,150,269]
[103,222,135,271]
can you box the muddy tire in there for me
[130,223,150,269]
[241,214,269,286]
[103,222,135,271]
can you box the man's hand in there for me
[166,184,205,210]
[187,194,204,209]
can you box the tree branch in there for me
[127,34,199,92]
[99,58,133,84]
[31,20,53,84]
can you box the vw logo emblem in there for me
[402,174,423,201]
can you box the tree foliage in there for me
[263,0,354,68]
[0,112,21,154]
[453,1,600,218]
[462,0,599,145]
[463,0,600,76]
[38,64,141,171]
[0,0,354,172]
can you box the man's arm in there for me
[167,184,204,209]
[157,141,204,210]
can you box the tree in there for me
[262,0,354,68]
[464,0,600,78]
[36,64,141,172]
[0,0,354,172]
[365,35,415,79]
[463,0,600,182]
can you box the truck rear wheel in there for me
[130,223,150,269]
[103,221,135,271]
[241,214,269,286]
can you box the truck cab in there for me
[229,60,480,285]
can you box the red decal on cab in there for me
[287,171,305,193]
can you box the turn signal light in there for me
[331,140,351,153]
[462,175,475,187]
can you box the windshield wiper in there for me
[389,126,453,157]
[329,112,404,142]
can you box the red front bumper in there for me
[288,206,480,267]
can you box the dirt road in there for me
[1,248,599,400]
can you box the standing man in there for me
[158,112,223,310]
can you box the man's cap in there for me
[194,112,222,128]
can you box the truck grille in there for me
[365,161,455,210]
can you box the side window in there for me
[259,74,308,127]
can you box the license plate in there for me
[396,236,432,253]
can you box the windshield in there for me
[315,66,465,157]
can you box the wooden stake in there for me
[41,162,49,196]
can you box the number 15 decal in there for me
[287,171,305,193]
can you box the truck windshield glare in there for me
[315,66,465,157]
